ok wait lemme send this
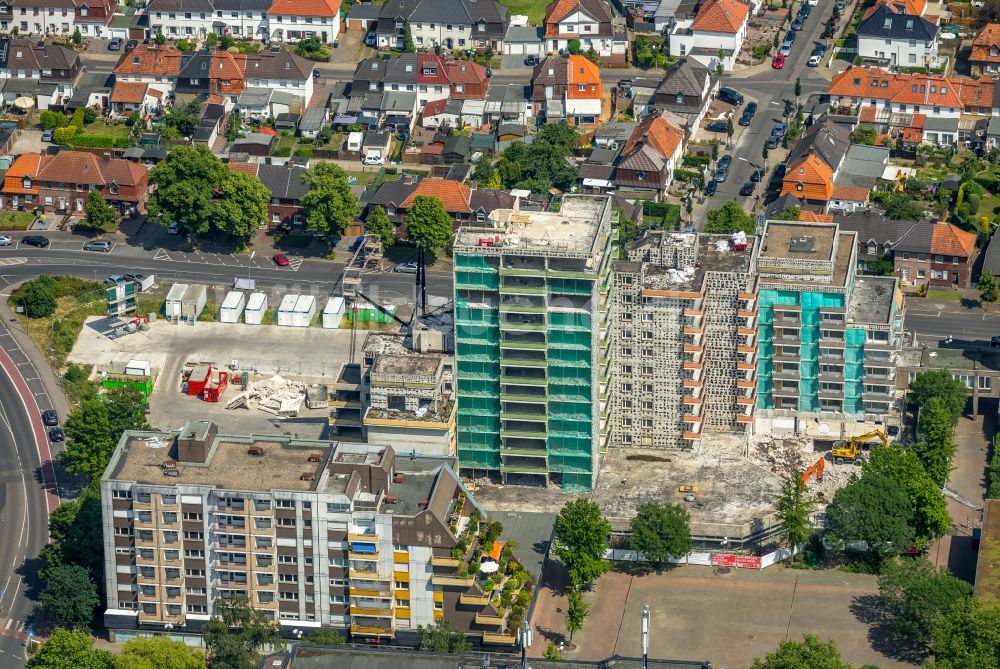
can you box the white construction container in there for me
[276,294,298,327]
[291,295,317,327]
[180,284,208,321]
[219,291,246,324]
[165,283,188,321]
[124,359,151,377]
[244,292,267,325]
[322,297,345,329]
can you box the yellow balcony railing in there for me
[431,575,475,587]
[350,625,394,636]
[460,593,491,606]
[475,612,506,626]
[482,632,517,645]
[431,556,461,568]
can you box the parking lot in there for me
[68,317,372,436]
[532,565,919,668]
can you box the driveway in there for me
[500,54,534,71]
[13,130,46,155]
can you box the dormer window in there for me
[905,19,913,30]
[636,170,645,181]
[883,18,891,29]
[676,91,683,104]
[21,176,31,189]
[109,184,119,195]
[478,21,485,32]
[132,56,139,64]
[796,183,803,191]
[941,86,947,94]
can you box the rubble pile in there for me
[225,374,305,417]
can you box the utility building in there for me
[452,195,615,491]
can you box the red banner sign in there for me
[710,553,736,567]
[711,553,761,569]
[735,555,762,569]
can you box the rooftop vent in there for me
[384,495,398,504]
[300,472,314,481]
[163,469,179,477]
[789,235,816,253]
[308,453,322,463]
[248,446,264,456]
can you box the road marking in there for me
[288,259,304,271]
[0,259,27,267]
[153,248,172,261]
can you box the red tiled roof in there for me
[910,113,927,128]
[690,0,749,34]
[901,127,923,143]
[972,23,1000,65]
[859,105,877,122]
[831,184,870,201]
[930,223,976,257]
[3,153,40,195]
[417,54,450,86]
[229,163,260,176]
[111,82,148,104]
[799,211,834,223]
[566,55,602,100]
[113,44,182,77]
[267,0,341,16]
[954,76,996,109]
[444,60,487,85]
[781,154,834,201]
[422,98,448,118]
[828,67,964,109]
[401,178,471,213]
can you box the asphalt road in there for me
[905,307,1000,346]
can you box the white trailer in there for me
[180,284,208,321]
[219,291,246,324]
[276,294,298,327]
[165,283,188,321]
[322,297,345,329]
[244,292,267,325]
[291,295,316,327]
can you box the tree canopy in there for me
[554,499,610,587]
[215,171,269,245]
[365,205,395,249]
[114,637,207,669]
[565,586,590,643]
[825,472,915,562]
[26,628,113,669]
[496,123,579,193]
[148,145,227,236]
[40,564,100,629]
[878,557,972,644]
[84,190,117,231]
[629,502,692,568]
[60,388,149,482]
[773,206,802,221]
[861,447,950,547]
[46,484,104,581]
[750,634,855,669]
[909,369,967,424]
[927,598,1000,669]
[883,192,925,220]
[416,620,472,652]
[301,162,359,240]
[203,600,280,669]
[776,472,817,553]
[16,279,57,318]
[704,201,755,234]
[405,195,454,251]
[914,396,959,487]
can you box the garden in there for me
[40,108,132,149]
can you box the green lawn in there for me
[0,211,36,230]
[84,119,131,138]
[272,134,297,157]
[926,289,962,301]
[498,0,547,25]
[981,195,1000,219]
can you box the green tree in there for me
[794,77,801,99]
[750,634,854,669]
[762,144,769,163]
[114,637,207,669]
[15,279,57,318]
[205,32,218,49]
[26,628,114,669]
[405,195,454,251]
[884,192,925,220]
[862,447,950,546]
[365,206,395,249]
[629,502,692,568]
[301,162,359,240]
[39,110,67,130]
[47,484,104,580]
[41,564,100,629]
[72,26,82,46]
[776,472,817,555]
[565,586,590,644]
[773,206,801,221]
[402,19,415,53]
[497,124,579,192]
[220,34,235,50]
[704,200,755,234]
[162,99,203,138]
[203,600,280,669]
[472,153,496,185]
[825,472,915,563]
[567,38,582,54]
[980,270,999,303]
[914,396,959,487]
[215,171,269,245]
[84,190,117,232]
[927,598,1000,669]
[155,30,166,45]
[878,557,971,644]
[554,499,610,587]
[416,620,472,652]
[106,387,150,437]
[148,145,226,236]
[60,397,114,480]
[851,124,878,145]
[868,257,895,276]
[909,369,967,424]
[544,641,563,660]
[726,118,734,146]
[302,628,344,646]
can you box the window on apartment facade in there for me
[980,376,993,390]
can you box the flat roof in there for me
[247,292,267,309]
[759,222,836,263]
[222,291,244,309]
[370,353,441,378]
[848,275,896,325]
[454,195,611,261]
[278,294,298,311]
[897,346,1000,372]
[109,431,333,492]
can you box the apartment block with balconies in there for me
[100,420,511,645]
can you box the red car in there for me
[772,54,785,69]
[272,253,290,267]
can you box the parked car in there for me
[808,53,822,66]
[272,253,290,267]
[739,182,755,196]
[766,134,781,149]
[717,87,744,106]
[799,4,811,17]
[312,68,320,79]
[83,239,113,252]
[718,155,733,169]
[779,42,793,56]
[22,235,49,248]
[166,221,180,234]
[714,165,730,182]
[394,261,419,274]
[48,427,64,443]
[772,53,785,69]
[123,273,145,283]
[485,68,493,78]
[792,15,804,30]
[0,235,11,246]
[992,335,1000,348]
[365,32,376,46]
[363,154,385,166]
[41,409,59,426]
[41,129,54,142]
[706,120,730,133]
[105,274,126,285]
[808,0,819,5]
[109,37,123,51]
[525,55,538,66]
[750,170,762,182]
[126,39,138,51]
[704,180,717,196]
[835,0,846,12]
[772,121,788,136]
[739,102,757,126]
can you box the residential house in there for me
[442,134,472,163]
[650,57,716,135]
[147,0,227,39]
[0,37,81,83]
[173,48,314,108]
[827,66,963,145]
[780,154,834,207]
[971,23,1000,75]
[408,0,508,51]
[362,128,392,161]
[445,59,489,99]
[232,162,310,229]
[893,221,977,287]
[362,175,421,226]
[267,0,342,43]
[0,0,117,37]
[109,81,164,114]
[344,1,378,32]
[353,53,489,111]
[668,0,749,72]
[543,0,627,63]
[112,44,183,96]
[231,131,274,155]
[530,53,603,126]
[400,178,471,227]
[856,2,938,69]
[833,209,924,272]
[613,113,685,200]
[298,106,327,138]
[374,0,420,50]
[1,151,148,214]
[502,24,543,56]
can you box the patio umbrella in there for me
[479,560,499,574]
[258,127,277,136]
[13,97,34,111]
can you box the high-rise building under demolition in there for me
[452,195,615,491]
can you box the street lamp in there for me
[292,628,303,640]
[641,604,650,669]
[519,619,532,669]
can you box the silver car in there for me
[83,239,113,252]
[0,235,11,246]
[394,261,419,274]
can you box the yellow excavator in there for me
[830,429,889,464]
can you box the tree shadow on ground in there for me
[849,593,928,665]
